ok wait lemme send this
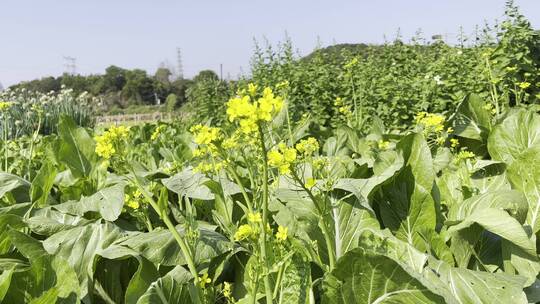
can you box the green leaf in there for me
[321,248,445,304]
[452,94,492,141]
[30,162,57,208]
[42,222,126,300]
[0,267,14,302]
[487,109,540,165]
[163,168,241,200]
[136,266,194,304]
[277,254,311,304]
[125,256,159,304]
[115,225,233,266]
[373,133,437,251]
[506,147,540,233]
[57,115,96,178]
[5,230,80,303]
[446,208,536,257]
[0,173,30,202]
[52,183,125,222]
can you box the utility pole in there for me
[63,56,77,75]
[176,48,184,80]
[220,64,223,81]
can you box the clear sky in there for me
[1,0,539,87]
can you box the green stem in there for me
[257,124,274,304]
[290,171,336,269]
[131,175,203,304]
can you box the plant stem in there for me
[257,124,274,304]
[131,175,203,304]
[290,171,336,270]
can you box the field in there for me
[1,2,540,304]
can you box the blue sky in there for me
[1,0,539,87]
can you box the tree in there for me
[165,93,178,112]
[155,68,172,85]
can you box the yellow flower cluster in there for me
[483,103,497,115]
[248,212,262,223]
[226,85,284,134]
[94,126,129,159]
[450,138,459,148]
[415,112,445,133]
[275,226,288,242]
[519,82,531,89]
[198,273,212,288]
[234,224,255,241]
[296,137,319,156]
[151,125,166,141]
[267,143,297,174]
[455,150,475,162]
[0,101,13,112]
[124,189,143,209]
[190,124,221,145]
[378,140,390,150]
[304,177,316,189]
[334,97,352,117]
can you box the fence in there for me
[95,112,173,125]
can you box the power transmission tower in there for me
[176,48,184,80]
[63,56,77,75]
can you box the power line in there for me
[63,56,77,75]
[176,48,184,80]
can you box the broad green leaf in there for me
[358,228,529,304]
[321,248,445,304]
[0,267,14,302]
[446,190,528,223]
[373,133,437,251]
[163,168,241,200]
[125,256,159,304]
[487,109,540,165]
[57,115,96,178]
[30,162,57,207]
[115,225,233,266]
[326,196,379,259]
[52,183,125,222]
[26,208,92,236]
[446,208,536,256]
[0,173,30,202]
[5,230,80,303]
[42,222,126,300]
[136,266,194,304]
[452,94,492,141]
[277,254,311,304]
[506,147,540,233]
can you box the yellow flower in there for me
[446,127,454,133]
[247,83,258,96]
[334,97,343,106]
[312,157,326,170]
[223,282,233,299]
[276,226,288,241]
[296,137,319,156]
[519,82,531,89]
[0,101,13,112]
[450,138,459,148]
[190,124,220,145]
[199,273,212,289]
[378,140,390,150]
[94,135,115,159]
[305,178,316,189]
[268,144,297,175]
[151,125,166,141]
[415,112,446,133]
[234,224,254,241]
[226,86,284,133]
[248,212,262,223]
[456,150,475,161]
